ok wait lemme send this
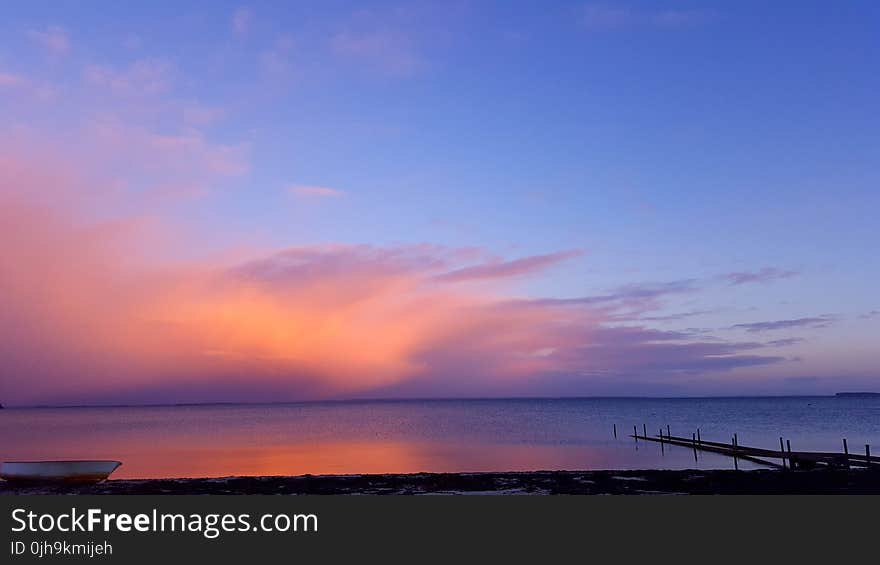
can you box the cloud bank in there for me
[0,39,808,405]
[0,144,784,405]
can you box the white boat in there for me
[0,460,122,484]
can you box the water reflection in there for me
[2,397,876,478]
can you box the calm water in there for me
[1,397,878,479]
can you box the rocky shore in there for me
[2,468,879,495]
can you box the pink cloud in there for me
[0,143,783,406]
[2,59,246,208]
[288,185,345,198]
[0,72,57,102]
[86,119,248,186]
[27,25,70,56]
[0,72,27,88]
[182,104,226,127]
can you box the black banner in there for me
[1,495,876,563]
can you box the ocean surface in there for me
[2,397,878,479]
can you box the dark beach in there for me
[3,468,879,495]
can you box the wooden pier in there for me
[630,429,879,470]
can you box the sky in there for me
[0,1,878,405]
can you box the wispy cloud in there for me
[27,25,70,56]
[766,337,806,347]
[588,280,698,305]
[122,34,142,50]
[638,309,715,323]
[0,71,57,101]
[182,103,226,127]
[330,8,427,76]
[526,280,699,314]
[3,51,246,207]
[859,310,880,320]
[90,119,248,179]
[0,72,27,88]
[579,4,715,31]
[548,326,782,377]
[288,185,345,198]
[260,35,296,82]
[721,267,798,286]
[232,7,253,37]
[434,250,583,283]
[731,316,835,333]
[84,59,172,96]
[331,29,422,75]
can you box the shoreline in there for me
[2,468,879,495]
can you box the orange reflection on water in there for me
[114,441,433,479]
[5,432,625,479]
[110,441,613,479]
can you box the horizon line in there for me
[5,392,877,410]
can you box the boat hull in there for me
[0,460,122,484]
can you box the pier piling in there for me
[787,440,792,469]
[732,436,738,470]
[780,437,786,469]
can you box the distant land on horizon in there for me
[4,392,879,410]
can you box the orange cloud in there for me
[0,139,786,406]
[0,146,576,404]
[0,113,783,406]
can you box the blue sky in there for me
[0,1,878,403]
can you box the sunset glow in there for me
[1,2,877,406]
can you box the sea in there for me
[1,396,878,479]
